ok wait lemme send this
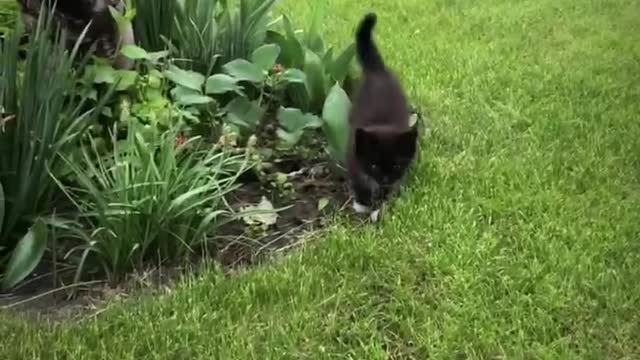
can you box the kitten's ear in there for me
[397,127,418,157]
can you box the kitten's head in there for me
[355,125,418,186]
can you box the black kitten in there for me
[347,13,418,215]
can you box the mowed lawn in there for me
[2,0,640,358]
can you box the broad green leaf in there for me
[282,16,304,67]
[322,47,335,68]
[276,128,304,146]
[1,219,48,290]
[277,107,323,133]
[147,69,164,89]
[93,64,117,84]
[285,82,311,112]
[222,59,265,83]
[322,83,351,164]
[108,5,128,31]
[281,68,307,84]
[318,197,329,211]
[224,97,263,131]
[120,44,149,60]
[305,3,326,54]
[265,30,291,67]
[114,70,138,91]
[330,43,356,82]
[171,87,199,108]
[176,94,214,106]
[147,50,170,63]
[303,49,328,112]
[165,65,206,91]
[101,107,113,117]
[205,74,242,95]
[86,88,98,101]
[305,33,324,56]
[251,44,281,71]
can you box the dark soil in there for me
[215,162,350,269]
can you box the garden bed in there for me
[0,156,350,318]
[0,0,374,319]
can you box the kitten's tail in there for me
[356,13,385,73]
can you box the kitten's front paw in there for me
[370,209,381,222]
[352,201,371,214]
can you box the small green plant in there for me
[0,14,113,289]
[125,1,352,165]
[266,11,356,114]
[52,123,253,283]
[269,172,295,199]
[163,43,303,137]
[270,84,351,167]
[320,83,351,165]
[261,6,356,165]
[166,38,352,165]
[82,46,194,141]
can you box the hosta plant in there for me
[165,43,305,137]
[276,83,351,165]
[266,12,356,114]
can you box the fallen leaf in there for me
[240,196,278,226]
[317,197,329,211]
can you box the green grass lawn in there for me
[2,0,640,358]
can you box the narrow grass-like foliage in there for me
[131,0,178,52]
[52,125,252,283]
[0,8,111,253]
[131,0,278,75]
[216,0,278,67]
[171,0,222,75]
